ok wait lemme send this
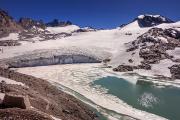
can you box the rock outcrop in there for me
[75,27,96,33]
[0,40,21,46]
[135,14,174,27]
[125,28,180,64]
[19,18,46,30]
[114,27,180,76]
[169,64,180,79]
[0,9,22,38]
[46,19,72,27]
[113,65,134,72]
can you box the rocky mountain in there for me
[46,19,72,27]
[135,14,174,27]
[0,9,22,37]
[0,9,82,44]
[18,17,46,30]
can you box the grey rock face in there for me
[19,18,46,30]
[46,19,72,27]
[169,64,180,79]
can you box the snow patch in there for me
[0,76,25,86]
[138,15,145,19]
[50,116,61,120]
[0,33,19,41]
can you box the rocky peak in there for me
[0,9,13,27]
[18,18,46,29]
[46,19,72,27]
[0,9,22,37]
[135,14,174,27]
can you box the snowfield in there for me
[46,25,80,34]
[0,20,149,60]
[0,33,19,41]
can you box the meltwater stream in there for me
[93,76,180,120]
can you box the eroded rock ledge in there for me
[0,48,110,68]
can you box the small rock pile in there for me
[0,40,21,46]
[113,65,133,72]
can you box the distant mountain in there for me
[46,19,72,27]
[134,14,174,27]
[119,14,174,31]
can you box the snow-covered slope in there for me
[120,20,141,31]
[111,21,180,80]
[46,25,80,34]
[0,33,19,41]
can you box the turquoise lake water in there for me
[93,76,180,120]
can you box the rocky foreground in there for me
[113,27,180,79]
[0,67,98,120]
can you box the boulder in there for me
[169,64,180,79]
[2,94,31,109]
[113,65,133,72]
[164,28,180,39]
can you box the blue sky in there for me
[0,0,180,28]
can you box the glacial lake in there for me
[92,76,180,120]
